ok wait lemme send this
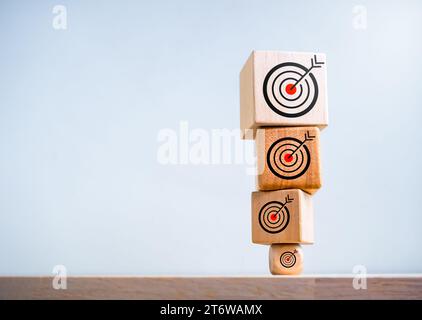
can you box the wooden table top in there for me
[1,275,421,300]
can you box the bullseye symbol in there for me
[267,131,315,180]
[280,251,297,268]
[263,55,324,118]
[285,83,297,95]
[258,195,293,234]
[284,153,293,162]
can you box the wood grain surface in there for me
[269,244,303,275]
[256,127,322,194]
[252,189,314,244]
[239,51,329,139]
[0,275,421,300]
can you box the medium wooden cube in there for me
[251,189,314,244]
[240,51,328,139]
[269,244,303,275]
[256,126,322,194]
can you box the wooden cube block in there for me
[256,126,321,194]
[269,244,303,275]
[251,189,314,244]
[240,51,328,139]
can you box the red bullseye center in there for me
[270,213,278,221]
[284,153,294,162]
[285,83,297,95]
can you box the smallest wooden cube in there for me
[269,244,303,275]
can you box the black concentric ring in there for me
[267,137,311,180]
[258,201,290,234]
[263,62,319,118]
[280,251,296,268]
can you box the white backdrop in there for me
[1,0,421,275]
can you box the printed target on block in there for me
[280,250,297,268]
[262,55,325,118]
[267,131,315,180]
[258,195,293,234]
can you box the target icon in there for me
[280,250,297,268]
[263,55,324,118]
[258,195,293,234]
[267,131,315,180]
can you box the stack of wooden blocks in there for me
[240,51,328,275]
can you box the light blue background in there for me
[1,0,421,275]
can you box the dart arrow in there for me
[274,194,294,215]
[291,55,324,89]
[288,131,315,158]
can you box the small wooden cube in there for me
[251,189,314,244]
[240,51,328,139]
[256,126,322,194]
[269,244,303,275]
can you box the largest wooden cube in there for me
[240,51,328,139]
